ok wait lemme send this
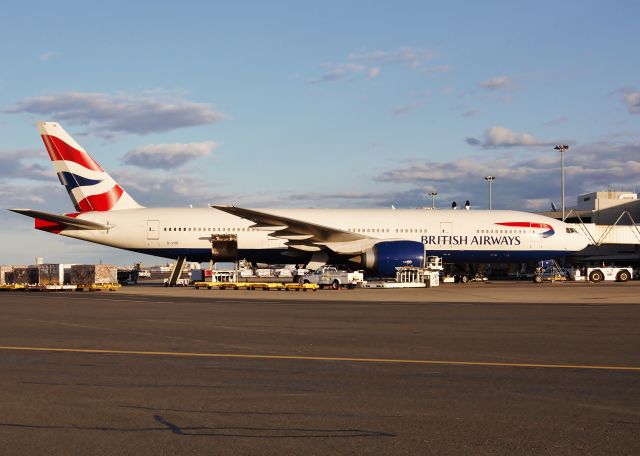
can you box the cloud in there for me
[5,91,228,136]
[309,63,370,83]
[423,65,453,75]
[392,102,423,115]
[122,141,218,169]
[620,88,640,113]
[0,149,54,181]
[309,63,381,84]
[311,46,437,84]
[39,51,57,62]
[111,168,304,208]
[375,140,640,209]
[368,67,381,78]
[523,198,554,211]
[466,126,567,149]
[1,183,67,208]
[480,76,513,90]
[462,108,480,118]
[349,46,435,68]
[391,91,432,115]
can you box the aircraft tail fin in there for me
[37,121,143,212]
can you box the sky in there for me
[1,0,639,265]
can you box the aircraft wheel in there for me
[589,270,603,282]
[616,270,630,282]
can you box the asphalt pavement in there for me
[0,284,638,455]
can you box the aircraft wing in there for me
[210,205,369,244]
[9,209,110,230]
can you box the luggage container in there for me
[37,264,72,285]
[70,264,118,285]
[0,265,15,285]
[12,266,39,285]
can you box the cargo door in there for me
[210,234,238,261]
[147,220,160,240]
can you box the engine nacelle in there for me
[362,241,425,277]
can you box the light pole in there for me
[554,145,569,220]
[484,176,495,210]
[429,192,437,209]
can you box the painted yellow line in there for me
[0,345,638,372]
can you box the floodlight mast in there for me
[554,145,569,220]
[484,176,495,210]
[428,192,437,209]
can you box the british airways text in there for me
[421,235,522,246]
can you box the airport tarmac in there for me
[137,278,640,304]
[0,282,638,455]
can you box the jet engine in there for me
[360,240,425,277]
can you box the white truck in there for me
[301,266,364,289]
[569,266,633,282]
[163,277,190,286]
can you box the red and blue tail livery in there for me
[37,122,142,212]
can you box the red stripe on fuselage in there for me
[77,185,123,212]
[40,135,103,172]
[496,222,553,230]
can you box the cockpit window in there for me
[566,227,578,233]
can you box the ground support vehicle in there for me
[578,266,633,282]
[301,266,364,289]
[533,260,569,283]
[164,278,190,287]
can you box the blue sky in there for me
[1,0,639,265]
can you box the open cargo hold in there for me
[70,265,118,285]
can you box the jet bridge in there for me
[566,210,640,246]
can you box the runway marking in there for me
[0,346,638,372]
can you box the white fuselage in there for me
[54,207,589,264]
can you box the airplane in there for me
[10,122,589,277]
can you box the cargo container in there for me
[12,266,39,285]
[37,264,73,285]
[70,265,118,285]
[0,265,15,284]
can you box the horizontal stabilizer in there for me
[9,208,110,230]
